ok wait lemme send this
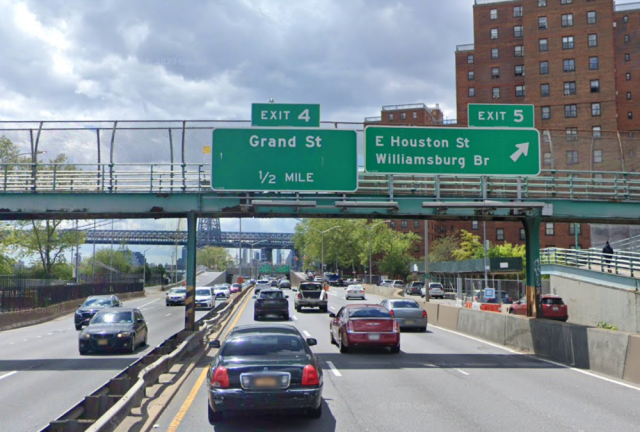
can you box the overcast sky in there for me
[1,0,636,265]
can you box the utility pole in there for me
[238,218,242,279]
[424,220,430,302]
[483,221,489,289]
[92,220,96,282]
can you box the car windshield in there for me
[82,298,112,307]
[300,283,322,291]
[260,291,284,299]
[222,335,307,357]
[170,289,186,295]
[196,289,211,296]
[390,300,420,309]
[91,311,133,324]
[542,297,564,305]
[349,307,391,318]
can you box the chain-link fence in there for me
[431,275,525,302]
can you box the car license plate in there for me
[97,339,108,346]
[405,320,414,325]
[553,306,559,311]
[254,377,278,388]
[368,334,380,341]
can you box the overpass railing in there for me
[540,247,640,278]
[3,163,640,203]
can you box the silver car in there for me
[345,284,365,300]
[380,298,428,332]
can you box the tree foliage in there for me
[80,246,134,277]
[429,230,460,262]
[197,246,232,270]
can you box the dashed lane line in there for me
[291,316,298,321]
[455,369,470,376]
[302,330,311,337]
[0,371,17,381]
[165,313,172,317]
[137,298,162,309]
[326,361,342,377]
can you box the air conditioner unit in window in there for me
[564,90,571,96]
[493,94,500,99]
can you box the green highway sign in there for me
[251,103,321,127]
[364,126,540,176]
[259,264,272,274]
[468,104,535,128]
[212,128,358,192]
[274,265,290,273]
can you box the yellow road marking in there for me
[165,292,253,431]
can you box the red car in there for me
[229,283,242,294]
[510,294,569,321]
[329,304,400,353]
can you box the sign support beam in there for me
[523,213,542,318]
[185,213,197,331]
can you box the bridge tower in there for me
[197,218,222,247]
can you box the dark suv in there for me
[405,282,424,296]
[74,295,122,330]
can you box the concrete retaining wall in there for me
[0,290,145,332]
[623,335,640,384]
[457,308,507,345]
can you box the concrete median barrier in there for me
[421,302,439,326]
[504,314,534,353]
[623,335,640,384]
[586,328,630,379]
[457,308,506,345]
[437,304,460,331]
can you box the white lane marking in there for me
[455,369,470,376]
[165,313,172,317]
[431,325,640,392]
[137,298,161,309]
[141,307,155,311]
[329,307,336,311]
[0,371,17,381]
[326,361,342,377]
[326,292,338,297]
[22,339,27,342]
[36,336,42,338]
[291,316,298,321]
[9,343,14,345]
[302,330,311,337]
[46,333,53,336]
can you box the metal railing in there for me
[540,247,640,278]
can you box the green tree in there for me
[80,246,134,277]
[452,230,485,261]
[375,228,420,279]
[197,246,232,270]
[429,230,460,262]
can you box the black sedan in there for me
[78,308,148,355]
[74,295,122,330]
[207,324,323,423]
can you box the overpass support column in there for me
[522,213,541,318]
[185,213,197,331]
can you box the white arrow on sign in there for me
[510,143,529,162]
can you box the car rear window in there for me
[92,311,133,324]
[411,283,424,288]
[259,291,284,299]
[429,283,444,289]
[196,289,211,296]
[389,300,420,309]
[300,283,322,291]
[222,335,307,357]
[349,307,392,318]
[541,297,564,305]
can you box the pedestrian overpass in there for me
[3,119,640,329]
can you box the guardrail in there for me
[540,247,640,278]
[38,285,252,432]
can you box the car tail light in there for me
[297,293,302,299]
[346,321,354,333]
[393,320,400,333]
[422,310,427,318]
[301,365,320,386]
[211,366,229,388]
[389,309,395,317]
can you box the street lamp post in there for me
[358,220,390,285]
[142,247,151,287]
[308,226,342,278]
[248,240,266,278]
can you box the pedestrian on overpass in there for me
[602,241,614,273]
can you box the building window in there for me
[623,15,629,23]
[472,221,478,230]
[566,127,578,141]
[542,106,551,119]
[401,220,407,228]
[412,112,417,119]
[514,6,523,17]
[627,92,632,100]
[540,61,549,74]
[468,87,475,97]
[492,87,500,99]
[400,113,406,120]
[414,220,419,228]
[562,14,574,27]
[546,223,555,236]
[514,45,524,57]
[492,67,500,79]
[590,79,600,93]
[592,126,602,138]
[565,104,577,118]
[490,9,498,20]
[587,11,597,25]
[563,36,574,50]
[543,152,552,166]
[496,229,505,241]
[625,35,630,43]
[514,26,524,37]
[589,56,599,70]
[561,0,572,4]
[566,150,579,165]
[588,34,598,47]
[491,28,498,39]
[520,229,526,241]
[593,150,603,163]
[491,48,499,59]
[538,0,546,6]
[564,81,576,95]
[629,111,634,120]
[625,54,631,62]
[591,102,601,117]
[626,73,631,81]
[541,83,550,97]
[539,17,548,29]
[569,223,581,235]
[390,221,395,228]
[388,113,393,121]
[515,85,525,97]
[539,39,548,52]
[468,71,475,80]
[467,54,474,64]
[515,65,525,77]
[563,59,575,72]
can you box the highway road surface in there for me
[0,272,224,432]
[152,287,640,432]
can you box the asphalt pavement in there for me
[0,272,224,432]
[152,287,640,432]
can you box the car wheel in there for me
[283,314,290,321]
[421,327,427,332]
[390,344,400,354]
[339,332,349,353]
[321,307,328,313]
[306,403,322,419]
[142,333,148,347]
[129,337,137,353]
[79,346,89,356]
[75,324,82,331]
[208,403,224,424]
[254,314,260,321]
[509,308,515,314]
[330,331,337,345]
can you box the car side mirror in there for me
[209,340,221,349]
[137,318,144,323]
[329,313,336,318]
[285,295,289,299]
[252,295,256,299]
[306,338,318,346]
